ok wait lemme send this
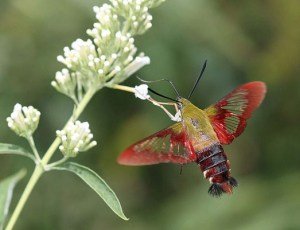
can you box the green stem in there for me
[27,136,41,162]
[5,88,96,230]
[5,165,44,230]
[46,156,69,169]
[42,88,96,164]
[108,84,135,93]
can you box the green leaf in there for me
[0,143,35,161]
[0,169,26,230]
[53,162,128,220]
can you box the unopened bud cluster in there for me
[111,0,152,35]
[56,121,97,157]
[53,0,165,102]
[7,104,41,138]
[51,69,77,101]
[110,0,165,35]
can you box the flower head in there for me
[51,69,77,101]
[53,0,165,101]
[7,104,41,138]
[57,39,97,71]
[56,121,97,157]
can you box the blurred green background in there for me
[1,0,300,229]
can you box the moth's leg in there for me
[152,101,177,106]
[147,98,179,121]
[151,100,180,120]
[174,103,179,113]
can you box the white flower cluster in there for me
[57,39,97,71]
[87,5,120,51]
[110,0,153,35]
[86,5,138,83]
[51,69,77,101]
[53,0,165,102]
[56,121,97,157]
[7,104,41,138]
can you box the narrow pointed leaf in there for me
[0,169,26,230]
[0,143,35,161]
[53,162,128,220]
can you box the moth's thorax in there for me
[179,98,219,150]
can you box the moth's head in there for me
[140,60,207,111]
[177,97,191,110]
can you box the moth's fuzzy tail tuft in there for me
[208,183,224,197]
[228,177,238,187]
[208,178,238,197]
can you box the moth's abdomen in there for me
[196,144,238,196]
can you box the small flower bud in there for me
[134,84,150,100]
[57,121,97,157]
[123,55,150,79]
[7,104,41,138]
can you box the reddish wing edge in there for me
[117,123,195,166]
[205,81,267,144]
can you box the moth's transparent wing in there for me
[117,123,195,165]
[205,81,266,144]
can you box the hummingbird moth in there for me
[118,62,267,197]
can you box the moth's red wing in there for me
[204,81,266,144]
[117,123,196,166]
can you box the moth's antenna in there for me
[148,88,179,103]
[137,77,180,98]
[188,60,207,99]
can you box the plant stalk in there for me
[5,88,96,230]
[5,165,43,230]
[108,84,135,93]
[46,156,69,169]
[27,136,41,162]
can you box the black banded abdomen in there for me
[196,144,238,196]
[196,144,229,181]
